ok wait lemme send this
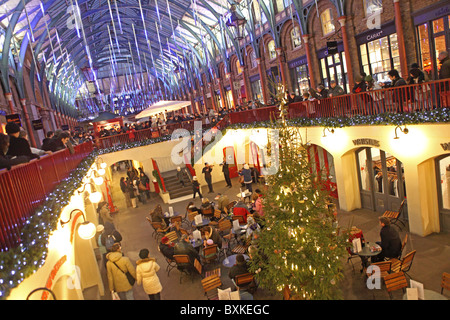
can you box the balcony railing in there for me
[0,142,93,251]
[1,78,449,252]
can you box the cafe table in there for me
[222,254,249,268]
[403,289,448,300]
[192,218,210,229]
[354,242,382,271]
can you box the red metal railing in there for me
[0,141,93,251]
[288,79,450,119]
[151,158,166,193]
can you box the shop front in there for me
[317,42,349,93]
[288,55,310,96]
[356,145,407,220]
[436,154,450,232]
[249,74,263,102]
[356,21,401,84]
[413,1,450,80]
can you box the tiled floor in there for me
[86,169,450,301]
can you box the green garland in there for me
[0,153,98,300]
[0,108,448,299]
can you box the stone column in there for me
[302,34,316,90]
[20,99,37,148]
[393,0,408,78]
[5,93,15,114]
[337,17,355,90]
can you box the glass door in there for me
[320,52,348,93]
[356,148,407,217]
[436,155,450,233]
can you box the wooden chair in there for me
[390,250,416,277]
[194,258,221,279]
[157,245,176,277]
[147,217,169,240]
[170,215,183,225]
[201,274,223,300]
[209,210,223,227]
[441,272,450,295]
[201,244,219,265]
[173,255,195,283]
[232,214,246,225]
[381,199,406,229]
[232,244,248,255]
[366,261,392,280]
[185,211,199,230]
[398,233,408,259]
[384,271,408,299]
[201,206,214,218]
[165,231,178,243]
[234,273,255,291]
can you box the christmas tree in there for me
[248,83,348,300]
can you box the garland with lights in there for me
[0,106,448,299]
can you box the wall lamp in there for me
[96,157,107,175]
[60,209,96,240]
[323,127,335,137]
[394,125,409,139]
[78,182,102,204]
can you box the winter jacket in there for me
[239,168,252,184]
[253,196,264,217]
[100,206,114,224]
[233,203,250,223]
[379,225,402,259]
[328,85,345,97]
[439,57,450,79]
[7,136,39,160]
[136,258,162,295]
[106,252,136,293]
[0,153,29,171]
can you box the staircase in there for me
[160,167,193,201]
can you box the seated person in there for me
[159,236,175,260]
[150,204,167,226]
[174,234,201,268]
[373,216,402,262]
[228,254,251,285]
[203,225,222,249]
[245,216,261,245]
[186,201,200,214]
[200,198,215,217]
[232,200,251,223]
[216,193,230,213]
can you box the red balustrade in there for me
[0,141,93,251]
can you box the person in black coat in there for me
[373,216,402,262]
[41,132,70,152]
[220,157,232,187]
[5,123,39,160]
[159,236,175,260]
[0,133,30,170]
[174,234,200,269]
[192,176,203,199]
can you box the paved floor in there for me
[88,168,450,301]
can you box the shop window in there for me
[359,33,400,83]
[267,40,277,60]
[293,64,309,96]
[363,0,382,17]
[320,9,335,36]
[251,79,262,101]
[291,26,302,49]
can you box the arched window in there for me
[250,51,257,69]
[291,26,302,49]
[236,60,242,74]
[320,9,335,36]
[267,40,277,60]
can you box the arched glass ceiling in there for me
[0,0,310,116]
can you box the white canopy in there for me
[135,100,192,119]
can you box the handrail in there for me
[0,141,94,251]
[152,158,166,193]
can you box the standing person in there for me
[220,157,232,188]
[127,177,138,208]
[0,133,30,170]
[136,249,163,300]
[202,162,214,193]
[438,51,450,80]
[106,243,136,300]
[239,164,253,193]
[5,123,39,160]
[176,166,185,187]
[139,170,151,200]
[120,177,132,208]
[98,201,114,225]
[192,176,203,199]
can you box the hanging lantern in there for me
[226,4,247,41]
